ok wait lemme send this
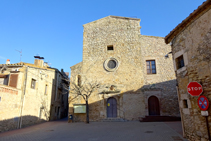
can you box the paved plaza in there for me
[0,118,187,141]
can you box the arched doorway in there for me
[148,96,160,116]
[107,97,117,118]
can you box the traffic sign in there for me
[198,96,209,111]
[187,82,203,96]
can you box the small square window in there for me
[176,55,184,69]
[31,79,36,89]
[107,45,113,51]
[146,60,156,74]
[183,100,188,108]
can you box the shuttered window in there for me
[9,74,18,88]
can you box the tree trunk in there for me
[86,100,89,123]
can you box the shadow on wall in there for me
[0,115,46,133]
[69,79,180,122]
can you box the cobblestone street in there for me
[0,118,187,141]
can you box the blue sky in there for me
[0,0,206,76]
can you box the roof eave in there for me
[165,0,211,44]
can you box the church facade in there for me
[69,16,180,121]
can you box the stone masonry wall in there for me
[82,16,144,91]
[69,62,85,121]
[171,8,211,141]
[0,67,24,132]
[21,66,55,128]
[0,85,21,132]
[82,16,145,120]
[69,16,180,121]
[140,35,179,117]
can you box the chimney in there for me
[6,59,10,64]
[65,72,69,77]
[34,59,44,67]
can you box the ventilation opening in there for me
[107,45,113,51]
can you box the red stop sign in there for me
[187,82,203,96]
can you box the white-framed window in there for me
[173,50,188,74]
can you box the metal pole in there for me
[206,116,211,141]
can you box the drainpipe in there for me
[18,66,28,129]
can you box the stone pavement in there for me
[0,118,187,141]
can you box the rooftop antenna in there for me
[15,49,22,62]
[47,60,52,66]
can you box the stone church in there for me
[69,16,180,121]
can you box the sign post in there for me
[197,96,210,141]
[187,82,211,140]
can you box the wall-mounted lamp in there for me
[165,52,172,58]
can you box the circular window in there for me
[104,58,119,72]
[108,60,116,69]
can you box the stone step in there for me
[100,118,128,122]
[140,116,181,122]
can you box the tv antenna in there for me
[15,49,22,62]
[47,60,52,67]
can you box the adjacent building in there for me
[0,59,69,132]
[165,0,211,140]
[69,16,180,122]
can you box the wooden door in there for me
[107,97,117,118]
[148,96,160,116]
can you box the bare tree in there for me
[70,79,100,123]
